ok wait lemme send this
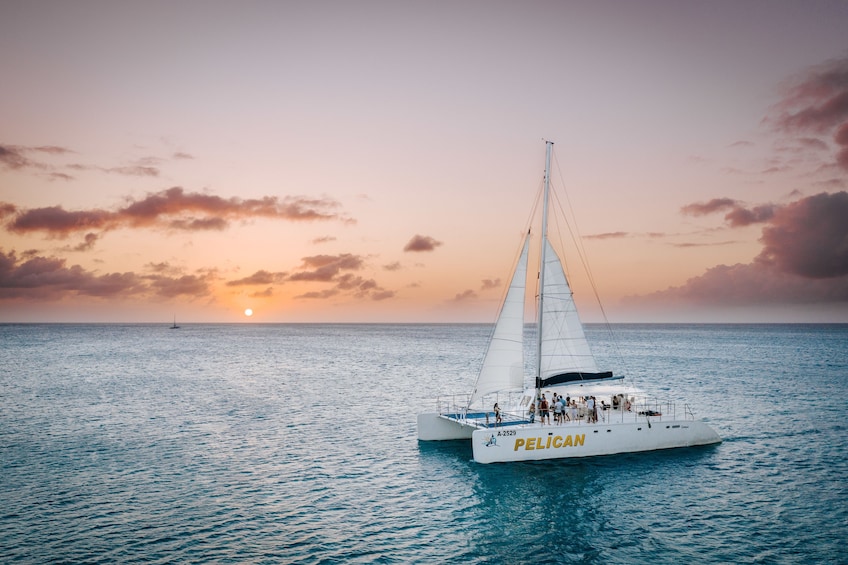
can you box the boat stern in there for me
[417,412,475,441]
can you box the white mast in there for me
[535,140,553,401]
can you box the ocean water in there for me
[1,323,846,564]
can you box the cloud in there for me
[453,289,477,301]
[772,57,848,134]
[250,287,274,298]
[797,137,830,151]
[729,140,754,148]
[630,192,848,308]
[371,290,395,301]
[724,204,776,227]
[0,145,36,170]
[0,248,145,299]
[283,253,394,301]
[296,289,339,299]
[681,198,775,227]
[0,203,17,219]
[226,270,287,286]
[403,234,443,252]
[837,122,848,170]
[0,144,75,172]
[71,233,99,252]
[148,274,211,298]
[633,262,848,307]
[108,165,160,177]
[681,198,739,216]
[289,253,365,282]
[769,56,848,171]
[756,191,848,278]
[584,231,629,240]
[671,240,738,248]
[480,278,500,290]
[0,248,216,300]
[8,205,115,235]
[2,186,351,241]
[383,261,402,271]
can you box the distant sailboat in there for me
[417,141,721,463]
[170,315,180,329]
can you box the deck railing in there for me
[432,392,697,428]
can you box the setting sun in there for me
[244,309,253,317]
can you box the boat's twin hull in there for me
[470,419,721,464]
[417,412,475,440]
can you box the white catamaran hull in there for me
[417,413,475,440]
[470,420,721,464]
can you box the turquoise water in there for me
[1,323,846,564]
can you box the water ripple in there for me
[1,323,846,563]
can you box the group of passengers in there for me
[494,393,635,427]
[527,394,609,425]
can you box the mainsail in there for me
[468,236,530,404]
[539,238,599,380]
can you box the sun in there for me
[244,308,253,317]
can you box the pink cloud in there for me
[634,262,848,306]
[0,248,215,300]
[2,187,351,243]
[681,198,775,227]
[681,198,739,216]
[584,231,629,240]
[769,57,848,171]
[756,191,848,278]
[631,192,848,308]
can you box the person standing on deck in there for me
[587,396,595,423]
[540,395,549,426]
[553,394,562,424]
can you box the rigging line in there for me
[529,176,545,329]
[549,150,638,389]
[472,174,545,406]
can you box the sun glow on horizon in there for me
[244,308,253,317]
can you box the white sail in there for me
[539,238,598,379]
[469,236,530,404]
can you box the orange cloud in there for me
[226,270,288,286]
[403,234,443,252]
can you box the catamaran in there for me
[417,141,721,464]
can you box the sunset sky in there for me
[2,0,847,323]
